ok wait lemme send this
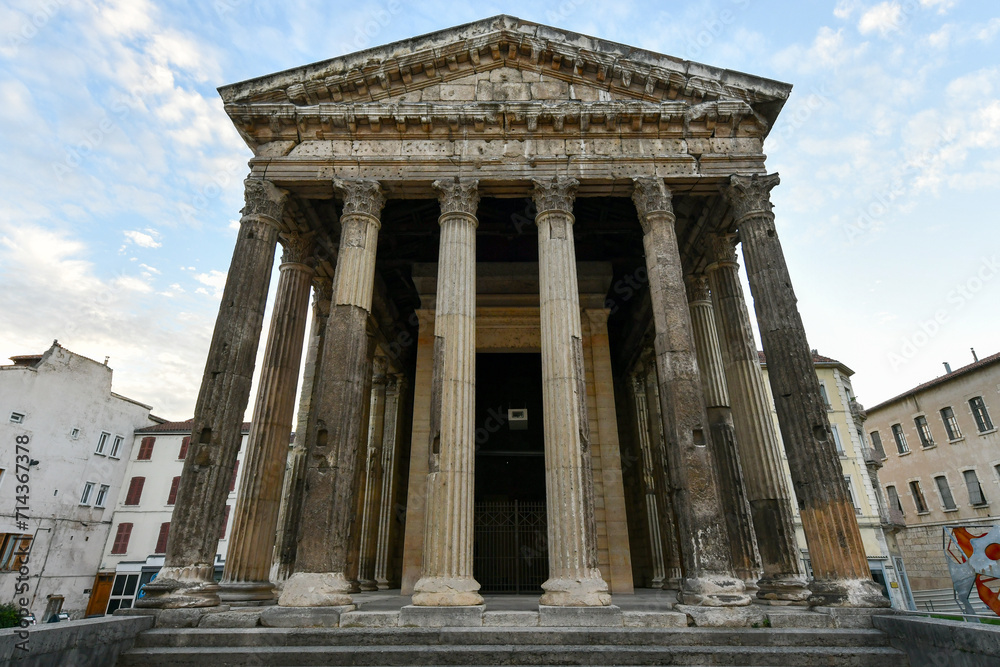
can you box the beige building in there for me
[761,351,911,609]
[866,350,1000,612]
[138,16,886,617]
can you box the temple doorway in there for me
[473,352,548,594]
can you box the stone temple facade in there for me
[138,16,887,615]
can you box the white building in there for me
[0,341,157,620]
[92,420,249,613]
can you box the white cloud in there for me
[114,274,153,293]
[919,0,955,13]
[139,263,160,274]
[194,269,227,298]
[945,68,997,101]
[123,229,161,248]
[858,2,902,36]
[976,17,1000,41]
[834,0,862,19]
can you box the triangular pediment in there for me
[219,15,791,124]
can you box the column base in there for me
[756,575,811,605]
[135,565,220,609]
[539,572,611,607]
[808,578,891,608]
[678,574,752,607]
[218,581,276,603]
[358,578,379,592]
[277,572,354,607]
[375,578,392,591]
[411,575,484,606]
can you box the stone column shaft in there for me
[706,233,808,603]
[412,179,482,606]
[358,358,389,591]
[279,178,385,608]
[138,179,286,609]
[374,375,405,589]
[631,176,750,607]
[271,278,331,584]
[629,371,667,587]
[686,275,762,591]
[724,173,886,608]
[533,176,610,607]
[642,366,683,588]
[221,242,314,601]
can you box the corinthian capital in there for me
[706,233,739,267]
[333,178,386,219]
[721,173,780,224]
[685,274,711,303]
[279,232,315,265]
[241,179,288,226]
[631,177,674,234]
[433,178,480,218]
[531,176,579,215]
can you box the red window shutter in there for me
[178,436,190,460]
[124,477,145,506]
[219,505,231,539]
[167,476,181,505]
[111,523,133,554]
[137,436,155,460]
[154,522,170,554]
[229,461,239,492]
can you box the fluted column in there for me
[706,232,809,603]
[412,178,482,606]
[279,178,385,607]
[686,274,762,592]
[723,173,886,608]
[358,357,389,591]
[631,176,750,607]
[533,176,610,607]
[629,370,667,588]
[220,234,314,601]
[375,374,406,589]
[271,277,332,585]
[138,179,286,609]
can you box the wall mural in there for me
[945,525,1000,616]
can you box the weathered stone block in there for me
[155,606,230,628]
[675,604,766,627]
[440,84,477,101]
[492,83,531,101]
[483,611,540,627]
[339,610,400,627]
[531,81,569,100]
[813,606,882,628]
[400,605,484,627]
[764,608,836,628]
[622,610,688,627]
[538,605,623,627]
[198,610,262,628]
[259,605,352,628]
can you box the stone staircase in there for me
[118,626,910,666]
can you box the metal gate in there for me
[473,500,548,594]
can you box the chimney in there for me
[104,356,110,366]
[943,362,952,374]
[972,348,979,362]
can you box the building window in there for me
[106,573,140,614]
[178,436,190,460]
[892,424,909,454]
[831,424,844,454]
[136,437,155,460]
[0,534,32,570]
[109,435,124,459]
[95,431,110,455]
[964,470,987,506]
[9,412,24,424]
[869,431,886,458]
[95,484,110,508]
[887,485,904,514]
[154,523,170,554]
[941,407,962,440]
[124,477,145,506]
[970,397,995,433]
[219,505,231,539]
[819,382,832,409]
[844,475,861,514]
[229,461,240,492]
[910,481,928,513]
[79,481,95,506]
[934,475,957,511]
[110,523,132,555]
[914,416,934,448]
[167,476,181,505]
[70,428,80,439]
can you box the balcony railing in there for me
[882,506,906,528]
[849,399,867,424]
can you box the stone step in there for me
[132,626,893,649]
[118,643,909,667]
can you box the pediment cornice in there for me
[219,16,791,129]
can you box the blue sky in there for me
[1,0,998,419]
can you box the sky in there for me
[0,0,998,420]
